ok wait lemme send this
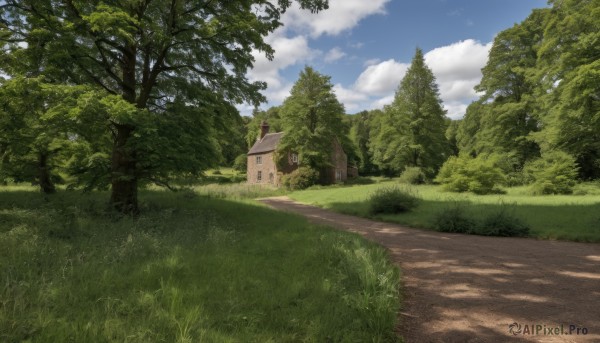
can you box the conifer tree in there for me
[371,48,450,177]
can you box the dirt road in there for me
[260,196,600,343]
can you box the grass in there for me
[290,181,600,242]
[0,186,402,342]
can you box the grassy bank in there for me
[290,183,600,242]
[0,187,401,342]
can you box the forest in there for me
[1,0,599,209]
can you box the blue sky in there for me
[243,0,549,119]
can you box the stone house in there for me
[247,121,352,186]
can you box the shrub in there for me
[524,150,579,195]
[435,154,506,194]
[368,186,419,215]
[398,167,426,185]
[232,154,247,173]
[432,203,477,234]
[480,208,530,237]
[344,176,375,185]
[282,167,319,190]
[212,169,222,175]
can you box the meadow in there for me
[0,185,401,342]
[290,181,600,242]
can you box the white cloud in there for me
[424,39,491,113]
[349,42,364,49]
[248,31,318,89]
[370,94,395,109]
[333,83,368,106]
[341,40,491,117]
[443,101,469,120]
[282,0,390,37]
[363,58,381,67]
[354,59,409,96]
[324,47,346,63]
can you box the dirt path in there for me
[260,196,600,343]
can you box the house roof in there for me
[248,132,283,155]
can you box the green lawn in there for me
[290,182,600,242]
[0,186,401,342]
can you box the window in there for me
[336,170,342,181]
[257,171,262,182]
[256,155,262,165]
[291,153,298,163]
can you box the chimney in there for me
[260,120,270,140]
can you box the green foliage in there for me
[246,107,283,148]
[0,188,400,342]
[349,110,380,175]
[480,207,530,237]
[456,1,600,180]
[344,176,376,186]
[0,77,96,192]
[0,0,330,212]
[233,154,248,173]
[368,186,420,215]
[398,167,426,185]
[434,203,530,237]
[432,203,477,234]
[282,167,320,190]
[278,66,349,171]
[524,150,579,195]
[370,48,450,177]
[435,154,506,194]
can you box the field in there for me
[290,181,600,242]
[0,185,401,342]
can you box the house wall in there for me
[247,141,349,186]
[247,152,279,185]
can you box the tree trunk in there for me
[38,152,56,194]
[111,45,139,215]
[110,124,138,214]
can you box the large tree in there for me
[468,9,549,165]
[1,0,329,213]
[278,66,348,171]
[370,48,450,177]
[532,0,600,179]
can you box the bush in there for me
[398,167,426,185]
[433,203,530,237]
[368,186,419,215]
[480,208,530,237]
[282,167,319,190]
[524,150,579,195]
[344,176,375,185]
[432,203,477,234]
[435,154,506,194]
[233,154,247,173]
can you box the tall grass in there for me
[0,187,401,342]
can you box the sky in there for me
[242,0,549,119]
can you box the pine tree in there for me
[371,48,450,177]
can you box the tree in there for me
[277,66,348,171]
[0,77,91,193]
[371,48,450,178]
[532,0,600,179]
[1,0,329,213]
[470,9,549,165]
[349,110,379,175]
[246,106,283,147]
